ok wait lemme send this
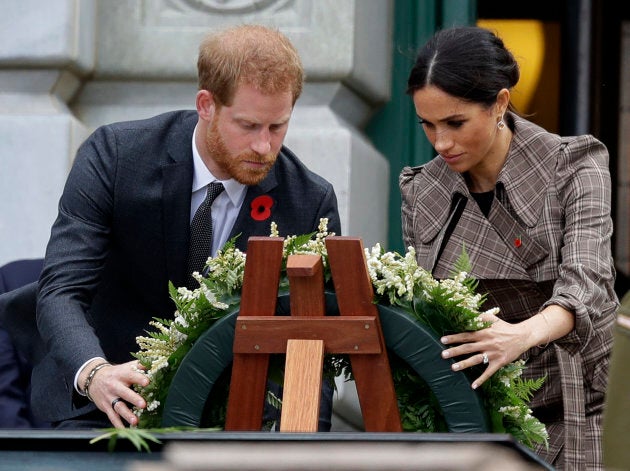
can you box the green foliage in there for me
[89,427,221,452]
[90,428,162,452]
[450,244,471,275]
[283,232,316,255]
[366,244,547,449]
[389,354,448,432]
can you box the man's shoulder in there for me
[105,110,197,134]
[74,110,197,170]
[85,110,196,156]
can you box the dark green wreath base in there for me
[161,292,489,432]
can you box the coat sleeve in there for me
[542,135,619,351]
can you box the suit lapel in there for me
[162,163,192,287]
[162,112,196,287]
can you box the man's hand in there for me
[79,359,149,428]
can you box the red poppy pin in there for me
[250,195,274,221]
[514,236,522,248]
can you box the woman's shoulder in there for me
[399,163,425,186]
[559,134,610,168]
[399,159,460,201]
[399,157,450,184]
[511,114,608,167]
[511,115,562,155]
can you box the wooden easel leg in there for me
[279,255,326,432]
[326,236,402,432]
[225,354,270,430]
[350,354,402,432]
[225,237,284,431]
[280,339,324,432]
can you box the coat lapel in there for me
[498,115,561,228]
[488,196,548,268]
[413,158,469,244]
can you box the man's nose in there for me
[251,129,272,154]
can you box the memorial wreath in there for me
[129,219,548,449]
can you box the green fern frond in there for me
[450,244,472,275]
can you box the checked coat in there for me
[400,113,618,470]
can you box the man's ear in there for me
[196,90,216,121]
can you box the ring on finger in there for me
[111,397,123,410]
[482,352,489,365]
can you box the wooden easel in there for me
[224,236,401,432]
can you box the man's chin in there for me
[233,170,271,186]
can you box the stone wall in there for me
[0,0,392,266]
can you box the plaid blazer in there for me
[400,114,618,469]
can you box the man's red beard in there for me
[205,119,277,186]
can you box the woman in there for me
[400,26,618,470]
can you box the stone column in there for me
[0,0,95,266]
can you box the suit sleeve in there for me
[318,183,342,236]
[37,125,117,380]
[0,328,34,427]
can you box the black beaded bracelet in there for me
[83,362,111,402]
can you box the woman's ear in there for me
[496,88,511,116]
[196,89,216,121]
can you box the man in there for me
[33,24,341,429]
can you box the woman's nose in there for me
[433,131,452,153]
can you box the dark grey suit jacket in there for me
[32,110,341,422]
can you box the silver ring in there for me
[482,353,489,365]
[111,397,123,409]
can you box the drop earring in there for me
[497,119,505,130]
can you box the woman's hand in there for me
[440,312,530,389]
[440,305,574,389]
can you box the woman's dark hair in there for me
[406,26,520,108]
